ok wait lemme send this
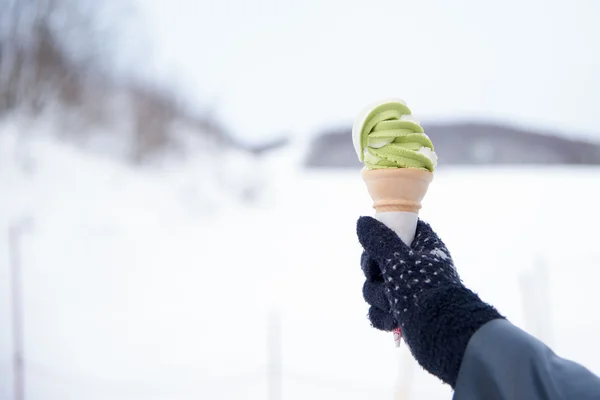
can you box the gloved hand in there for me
[357,216,503,387]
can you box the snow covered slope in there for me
[1,128,600,399]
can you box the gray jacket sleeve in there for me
[453,319,600,400]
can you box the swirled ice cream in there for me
[352,100,438,171]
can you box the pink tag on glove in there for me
[393,327,402,347]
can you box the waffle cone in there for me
[362,168,433,213]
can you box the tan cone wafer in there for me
[362,168,433,213]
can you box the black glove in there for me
[357,216,504,387]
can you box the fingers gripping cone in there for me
[353,99,436,347]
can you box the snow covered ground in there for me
[2,127,600,399]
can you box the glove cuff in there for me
[401,286,504,388]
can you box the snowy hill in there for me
[2,128,600,400]
[306,122,600,168]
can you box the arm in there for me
[357,216,600,399]
[454,319,600,400]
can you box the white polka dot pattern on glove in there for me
[359,217,462,328]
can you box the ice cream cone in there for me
[354,99,437,348]
[362,168,433,213]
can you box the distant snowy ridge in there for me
[306,122,600,168]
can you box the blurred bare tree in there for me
[0,0,113,116]
[0,0,286,205]
[0,0,240,162]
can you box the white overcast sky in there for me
[129,0,600,143]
